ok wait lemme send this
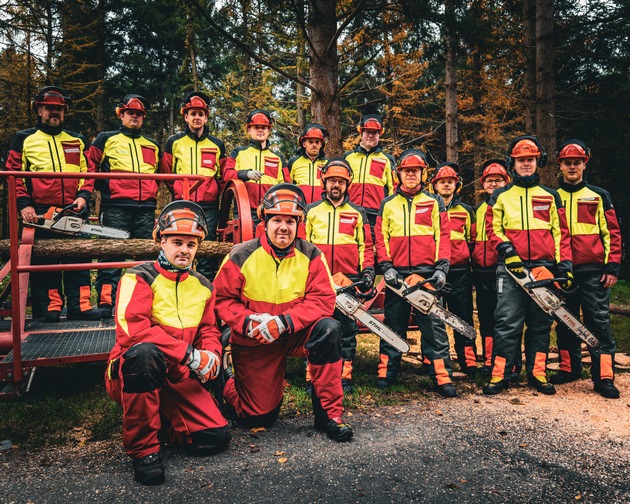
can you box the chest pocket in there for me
[532,196,552,222]
[200,148,217,172]
[369,158,385,178]
[141,145,157,167]
[577,198,598,225]
[264,156,279,179]
[448,212,467,234]
[61,141,82,167]
[414,202,434,226]
[338,212,358,236]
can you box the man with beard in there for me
[289,123,329,204]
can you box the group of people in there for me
[6,86,622,486]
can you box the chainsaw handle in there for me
[53,203,80,221]
[403,278,451,296]
[523,278,566,289]
[336,282,377,301]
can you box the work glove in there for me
[247,313,287,344]
[357,270,375,293]
[383,267,403,288]
[557,270,574,290]
[247,170,263,181]
[501,244,525,278]
[428,270,447,291]
[186,348,220,383]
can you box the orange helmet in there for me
[506,135,547,168]
[153,201,208,242]
[320,159,353,188]
[116,94,147,117]
[431,162,461,189]
[257,183,306,223]
[556,139,590,162]
[32,86,71,112]
[480,159,510,184]
[357,114,384,134]
[298,123,329,146]
[398,149,429,182]
[511,139,540,158]
[247,109,273,127]
[180,91,210,116]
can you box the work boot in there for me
[376,378,395,390]
[341,378,354,394]
[132,452,165,486]
[315,417,353,442]
[594,379,620,399]
[435,383,458,398]
[483,377,509,395]
[549,370,581,385]
[528,375,556,395]
[462,365,480,379]
[67,307,108,321]
[97,304,113,319]
[41,310,61,323]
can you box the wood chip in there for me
[278,457,288,463]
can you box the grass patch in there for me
[611,279,630,306]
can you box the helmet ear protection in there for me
[298,123,329,146]
[180,91,210,116]
[357,114,385,134]
[556,138,590,162]
[247,109,273,127]
[398,148,429,183]
[32,86,71,113]
[432,162,462,192]
[116,94,148,117]
[480,158,510,184]
[153,200,208,243]
[320,158,353,189]
[506,135,547,169]
[256,183,307,223]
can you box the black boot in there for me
[483,377,509,395]
[527,375,556,395]
[550,371,581,385]
[312,391,353,442]
[594,379,620,399]
[435,383,458,398]
[132,452,165,485]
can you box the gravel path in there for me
[1,375,628,503]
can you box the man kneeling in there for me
[213,183,352,442]
[105,201,230,485]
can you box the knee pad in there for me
[189,426,231,455]
[305,318,342,365]
[121,343,167,393]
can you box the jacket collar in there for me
[512,171,540,188]
[249,139,270,151]
[119,126,143,139]
[559,179,587,193]
[154,260,190,281]
[260,233,296,259]
[355,143,382,155]
[37,121,63,136]
[185,125,209,141]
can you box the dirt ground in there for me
[0,374,628,503]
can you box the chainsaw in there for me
[28,204,130,239]
[386,274,477,340]
[506,266,600,349]
[334,277,409,353]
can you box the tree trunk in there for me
[523,0,536,133]
[308,0,341,156]
[0,239,232,261]
[444,0,458,162]
[535,0,557,186]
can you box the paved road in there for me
[1,380,629,504]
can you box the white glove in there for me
[247,170,263,181]
[186,348,220,383]
[247,313,287,344]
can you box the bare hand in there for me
[600,274,618,289]
[73,197,87,212]
[20,206,38,223]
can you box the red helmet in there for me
[116,94,147,117]
[398,149,428,171]
[556,140,590,162]
[357,114,384,134]
[247,109,273,127]
[431,162,461,188]
[320,159,353,188]
[32,86,71,112]
[510,139,540,158]
[153,201,208,242]
[257,183,306,223]
[298,123,329,146]
[180,92,210,116]
[480,159,509,184]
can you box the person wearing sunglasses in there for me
[88,94,161,318]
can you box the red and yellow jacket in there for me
[445,195,474,270]
[305,194,374,277]
[557,181,622,276]
[88,127,161,208]
[110,261,221,378]
[288,150,327,204]
[375,186,451,274]
[486,173,572,273]
[213,235,336,347]
[471,199,500,270]
[160,126,226,207]
[343,146,395,216]
[223,140,287,210]
[6,123,93,211]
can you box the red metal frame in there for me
[0,170,206,396]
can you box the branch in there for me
[324,0,367,57]
[186,0,315,92]
[336,47,381,96]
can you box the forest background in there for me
[0,0,628,275]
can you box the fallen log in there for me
[610,304,630,316]
[0,239,233,261]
